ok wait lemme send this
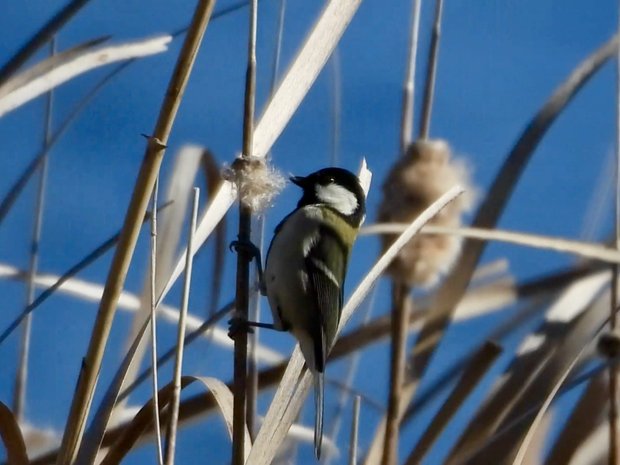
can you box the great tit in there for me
[235,167,366,458]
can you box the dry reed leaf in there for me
[156,0,364,308]
[569,422,607,465]
[362,223,620,264]
[246,186,464,465]
[0,262,285,364]
[200,148,227,314]
[404,341,502,464]
[464,290,610,464]
[0,35,172,117]
[99,376,251,464]
[0,401,29,465]
[75,315,152,465]
[545,372,606,465]
[445,271,608,463]
[252,0,362,159]
[115,144,204,421]
[20,423,59,461]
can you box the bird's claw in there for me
[229,239,261,260]
[228,316,254,338]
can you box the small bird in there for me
[232,167,366,458]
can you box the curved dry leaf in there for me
[361,223,620,264]
[99,376,251,465]
[0,35,172,117]
[0,401,29,465]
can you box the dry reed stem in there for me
[55,1,216,462]
[231,0,257,462]
[545,373,606,464]
[349,396,361,465]
[13,39,54,422]
[73,310,152,465]
[418,0,443,139]
[0,0,91,84]
[246,0,286,438]
[149,178,165,465]
[381,284,411,465]
[400,0,421,153]
[404,341,502,464]
[164,188,199,465]
[382,2,440,461]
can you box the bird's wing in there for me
[304,225,347,372]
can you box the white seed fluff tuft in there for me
[223,156,286,214]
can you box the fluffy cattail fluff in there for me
[222,156,285,214]
[378,139,475,287]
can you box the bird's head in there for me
[291,167,366,226]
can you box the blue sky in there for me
[1,0,619,463]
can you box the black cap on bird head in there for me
[291,167,366,225]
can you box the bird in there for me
[231,167,366,459]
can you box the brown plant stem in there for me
[55,1,216,463]
[232,0,257,463]
[381,284,412,465]
[418,0,443,139]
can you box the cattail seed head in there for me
[378,139,475,287]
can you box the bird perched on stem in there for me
[230,167,366,459]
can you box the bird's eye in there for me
[328,176,335,183]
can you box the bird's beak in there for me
[290,175,306,187]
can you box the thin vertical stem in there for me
[13,38,55,422]
[329,47,341,166]
[246,216,264,439]
[349,396,361,465]
[56,1,216,462]
[164,188,200,465]
[611,4,620,463]
[245,0,286,439]
[232,0,257,463]
[149,177,164,465]
[400,0,422,154]
[418,0,444,140]
[381,283,412,465]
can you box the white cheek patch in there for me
[315,183,358,216]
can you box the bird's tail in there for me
[314,371,324,459]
